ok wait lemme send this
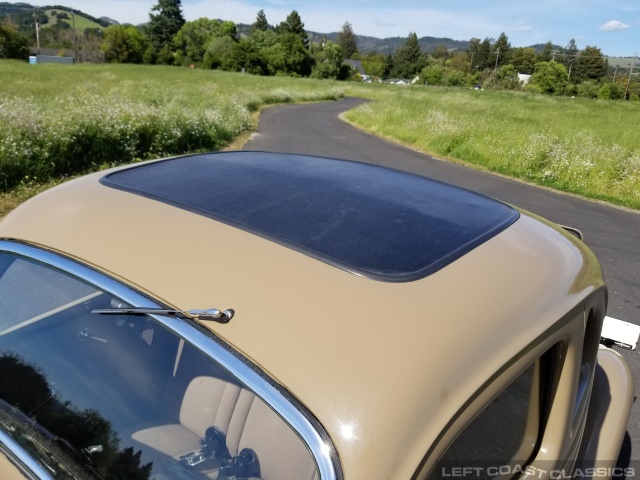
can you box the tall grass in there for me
[343,84,640,209]
[0,61,343,192]
[1,61,639,212]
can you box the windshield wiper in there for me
[91,307,235,324]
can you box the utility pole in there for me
[33,8,40,53]
[625,53,637,100]
[72,13,78,63]
[494,47,500,70]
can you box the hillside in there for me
[235,23,470,55]
[0,2,109,28]
[41,8,103,32]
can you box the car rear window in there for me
[102,152,519,282]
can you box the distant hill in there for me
[0,2,109,28]
[528,43,563,53]
[607,56,639,69]
[236,23,469,55]
[41,8,104,32]
[99,16,119,25]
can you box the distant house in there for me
[386,78,411,85]
[344,59,371,83]
[518,73,532,85]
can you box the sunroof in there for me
[102,152,519,282]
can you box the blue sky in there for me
[29,0,640,56]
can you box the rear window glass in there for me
[0,252,319,480]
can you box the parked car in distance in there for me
[0,151,635,480]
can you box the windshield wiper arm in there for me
[91,307,235,324]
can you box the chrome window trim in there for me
[0,240,340,480]
[0,429,52,480]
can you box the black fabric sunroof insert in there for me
[102,152,519,282]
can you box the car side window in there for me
[0,252,319,480]
[428,354,551,480]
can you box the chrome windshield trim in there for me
[0,240,340,480]
[0,429,54,480]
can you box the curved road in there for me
[242,97,640,463]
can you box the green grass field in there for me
[0,61,344,215]
[1,60,639,216]
[341,83,640,209]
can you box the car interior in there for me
[0,253,319,480]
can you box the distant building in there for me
[518,73,532,85]
[344,59,371,83]
[386,78,411,85]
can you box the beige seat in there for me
[132,376,242,458]
[132,376,318,480]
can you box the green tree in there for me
[445,70,468,87]
[0,21,29,59]
[237,29,279,75]
[576,80,599,98]
[392,32,425,78]
[421,64,446,85]
[561,38,578,71]
[337,21,358,59]
[252,9,269,33]
[147,0,185,52]
[173,18,236,65]
[277,32,313,75]
[203,35,237,70]
[510,47,536,74]
[360,51,389,78]
[476,37,493,70]
[277,10,308,49]
[572,46,607,83]
[311,40,344,79]
[431,44,449,60]
[484,64,521,90]
[530,61,568,95]
[492,32,511,68]
[101,25,148,63]
[448,51,469,72]
[536,41,554,63]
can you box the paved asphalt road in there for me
[242,97,640,464]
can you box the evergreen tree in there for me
[147,0,185,52]
[536,41,554,63]
[337,21,358,59]
[476,37,492,70]
[573,46,607,83]
[277,10,308,49]
[492,32,511,68]
[563,39,578,65]
[392,32,424,78]
[252,9,269,33]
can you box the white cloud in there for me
[517,25,534,32]
[599,20,631,31]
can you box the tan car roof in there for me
[0,167,603,480]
